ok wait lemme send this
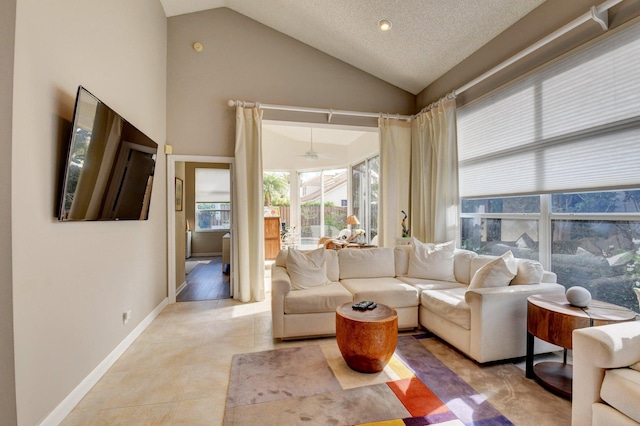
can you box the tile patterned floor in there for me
[61,286,571,425]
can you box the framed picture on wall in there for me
[175,178,183,211]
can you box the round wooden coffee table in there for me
[335,302,398,373]
[526,293,636,398]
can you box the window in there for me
[457,22,640,313]
[352,155,379,243]
[195,168,230,231]
[457,21,640,198]
[461,190,640,313]
[299,169,348,246]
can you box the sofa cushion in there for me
[453,249,478,284]
[408,239,456,282]
[468,251,517,289]
[398,276,466,292]
[338,248,395,279]
[277,248,339,282]
[394,245,412,277]
[284,282,353,314]
[340,277,419,308]
[600,368,640,424]
[420,287,470,330]
[286,248,330,290]
[510,259,544,285]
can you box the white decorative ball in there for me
[566,286,592,307]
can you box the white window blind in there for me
[195,168,230,202]
[457,20,640,198]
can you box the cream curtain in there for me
[410,97,459,243]
[378,117,411,248]
[232,106,265,302]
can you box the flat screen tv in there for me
[58,86,158,221]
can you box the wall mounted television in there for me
[58,86,158,221]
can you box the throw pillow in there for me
[510,259,544,285]
[286,247,330,290]
[468,251,518,289]
[407,238,456,282]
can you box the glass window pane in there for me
[369,156,379,241]
[195,202,230,230]
[461,196,540,214]
[552,189,640,213]
[461,217,539,260]
[551,219,640,313]
[299,171,322,247]
[322,169,347,238]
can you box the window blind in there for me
[195,168,230,202]
[457,20,640,198]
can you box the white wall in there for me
[11,1,167,424]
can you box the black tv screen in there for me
[59,86,158,221]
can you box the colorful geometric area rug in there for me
[224,335,513,425]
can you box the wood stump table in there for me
[526,293,635,399]
[335,302,398,373]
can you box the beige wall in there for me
[166,8,415,157]
[417,0,640,109]
[11,0,167,424]
[1,0,17,423]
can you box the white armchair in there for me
[572,320,640,426]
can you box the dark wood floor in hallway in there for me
[177,256,230,302]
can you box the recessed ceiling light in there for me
[378,19,392,32]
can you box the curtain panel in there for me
[378,118,411,248]
[232,106,265,302]
[410,98,460,244]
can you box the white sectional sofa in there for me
[572,321,640,426]
[270,241,565,363]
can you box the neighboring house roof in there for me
[301,171,347,203]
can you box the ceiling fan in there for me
[300,128,331,160]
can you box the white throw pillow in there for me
[286,248,330,290]
[468,251,518,289]
[407,238,456,282]
[510,259,544,285]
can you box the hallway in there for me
[178,256,230,302]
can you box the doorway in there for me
[166,155,234,304]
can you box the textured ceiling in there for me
[160,0,546,94]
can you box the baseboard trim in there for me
[176,280,187,295]
[39,297,169,426]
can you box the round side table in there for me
[526,293,635,398]
[335,302,398,373]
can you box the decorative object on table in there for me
[349,228,366,243]
[565,286,592,307]
[174,178,183,211]
[401,210,409,237]
[338,229,351,240]
[346,214,359,229]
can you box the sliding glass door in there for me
[352,156,379,243]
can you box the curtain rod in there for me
[227,100,413,122]
[453,0,620,97]
[230,0,620,119]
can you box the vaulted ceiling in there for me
[159,0,547,94]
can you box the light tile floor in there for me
[61,277,570,425]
